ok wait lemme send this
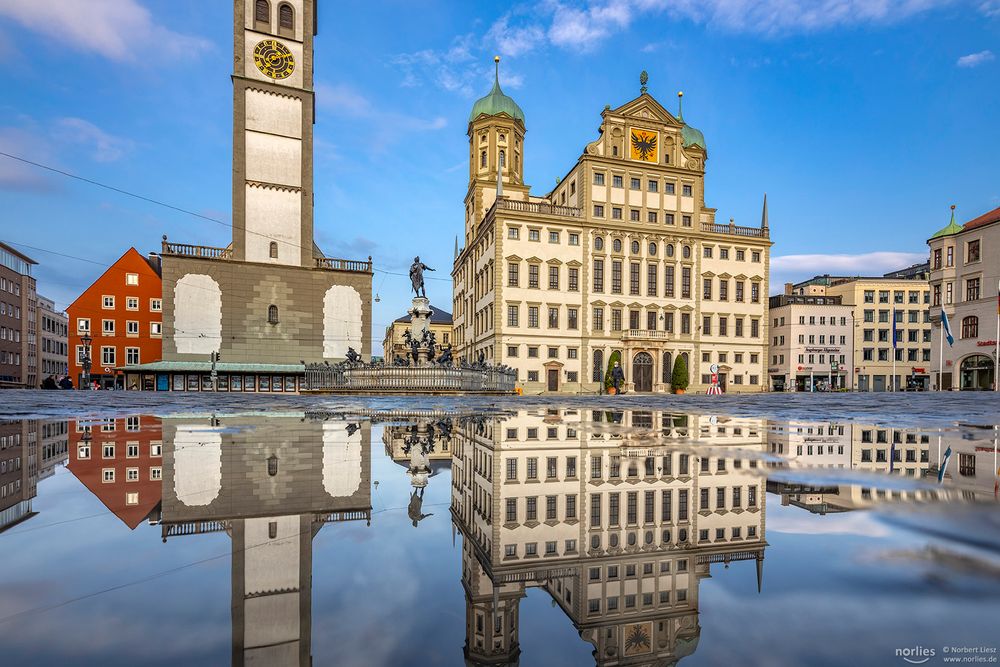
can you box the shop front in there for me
[959,355,995,391]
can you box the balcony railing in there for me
[622,329,671,340]
[161,237,371,273]
[494,197,582,218]
[161,240,232,259]
[701,222,768,238]
[315,257,373,273]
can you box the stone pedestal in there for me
[416,346,430,367]
[409,297,432,340]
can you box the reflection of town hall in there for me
[450,409,767,665]
[452,66,772,393]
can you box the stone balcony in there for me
[161,237,372,273]
[621,329,672,341]
[700,221,769,239]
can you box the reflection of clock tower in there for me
[234,0,315,266]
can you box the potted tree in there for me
[603,351,622,394]
[671,356,689,394]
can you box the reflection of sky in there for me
[2,419,999,667]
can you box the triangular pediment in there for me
[526,256,543,263]
[566,260,583,267]
[609,93,681,127]
[505,254,523,262]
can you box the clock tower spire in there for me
[233,0,317,267]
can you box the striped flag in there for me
[940,309,954,347]
[937,446,952,483]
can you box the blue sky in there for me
[0,0,998,349]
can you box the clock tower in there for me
[234,0,316,267]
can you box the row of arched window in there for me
[255,0,295,36]
[591,350,688,384]
[479,149,519,172]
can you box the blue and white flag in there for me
[892,309,898,349]
[940,309,954,347]
[938,446,952,483]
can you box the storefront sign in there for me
[977,340,998,347]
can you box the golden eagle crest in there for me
[630,130,658,162]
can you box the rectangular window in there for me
[126,320,139,336]
[612,309,623,331]
[508,227,519,239]
[125,347,140,365]
[612,207,622,219]
[507,305,519,327]
[968,239,980,262]
[630,263,640,295]
[548,307,559,329]
[592,307,604,331]
[568,267,579,291]
[568,308,578,329]
[612,174,623,188]
[682,184,693,196]
[528,306,539,328]
[528,264,539,288]
[593,172,605,185]
[593,260,604,292]
[508,263,519,287]
[611,261,622,294]
[102,295,115,309]
[125,296,139,311]
[549,266,559,289]
[526,497,537,521]
[549,231,559,244]
[751,283,760,303]
[101,346,116,365]
[594,204,604,217]
[681,267,691,298]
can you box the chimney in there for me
[784,282,793,295]
[147,252,162,276]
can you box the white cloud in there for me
[53,117,133,162]
[391,33,524,97]
[770,251,927,290]
[486,15,546,57]
[956,49,995,67]
[0,0,211,62]
[463,0,972,55]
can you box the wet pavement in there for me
[0,392,998,666]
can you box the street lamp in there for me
[80,334,92,390]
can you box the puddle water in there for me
[1,407,998,666]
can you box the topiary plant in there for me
[603,350,622,392]
[671,355,689,392]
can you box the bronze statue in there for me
[409,256,434,298]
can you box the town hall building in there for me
[452,65,772,394]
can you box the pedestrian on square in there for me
[611,361,625,395]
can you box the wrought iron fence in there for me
[304,364,517,393]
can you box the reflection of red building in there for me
[66,248,162,390]
[67,416,162,529]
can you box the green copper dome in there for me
[676,91,706,150]
[930,207,963,239]
[469,58,524,124]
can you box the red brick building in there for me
[67,248,162,389]
[67,416,162,529]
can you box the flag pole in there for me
[891,308,896,392]
[939,314,944,391]
[995,278,998,392]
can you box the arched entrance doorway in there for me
[633,352,654,393]
[960,355,995,391]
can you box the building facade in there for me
[382,305,452,362]
[152,0,372,391]
[793,266,931,391]
[767,292,854,391]
[67,416,163,528]
[66,248,163,389]
[0,242,37,389]
[450,409,766,664]
[37,295,68,379]
[927,205,999,391]
[452,68,771,394]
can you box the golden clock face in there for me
[629,128,659,163]
[253,39,295,80]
